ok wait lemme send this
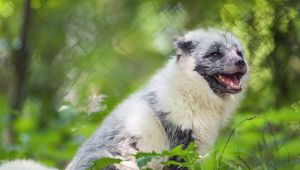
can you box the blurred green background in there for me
[0,0,299,169]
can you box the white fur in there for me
[0,160,57,170]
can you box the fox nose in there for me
[235,59,246,68]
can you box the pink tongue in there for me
[223,75,240,89]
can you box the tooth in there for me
[218,75,224,81]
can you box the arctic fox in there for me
[74,28,248,169]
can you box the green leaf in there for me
[91,157,122,169]
[162,160,182,167]
[136,155,155,168]
[135,151,160,159]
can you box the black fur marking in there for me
[109,135,139,156]
[194,64,224,96]
[103,165,120,170]
[144,92,194,149]
[236,50,244,58]
[159,115,194,149]
[130,141,138,151]
[165,156,188,170]
[145,92,194,170]
[178,41,196,53]
[204,42,221,55]
[203,42,224,61]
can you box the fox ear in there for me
[172,36,196,56]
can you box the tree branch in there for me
[4,0,32,145]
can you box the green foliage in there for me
[135,143,201,170]
[203,107,300,170]
[91,157,122,170]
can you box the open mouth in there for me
[214,72,244,94]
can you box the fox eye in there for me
[210,51,223,58]
[237,50,243,58]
